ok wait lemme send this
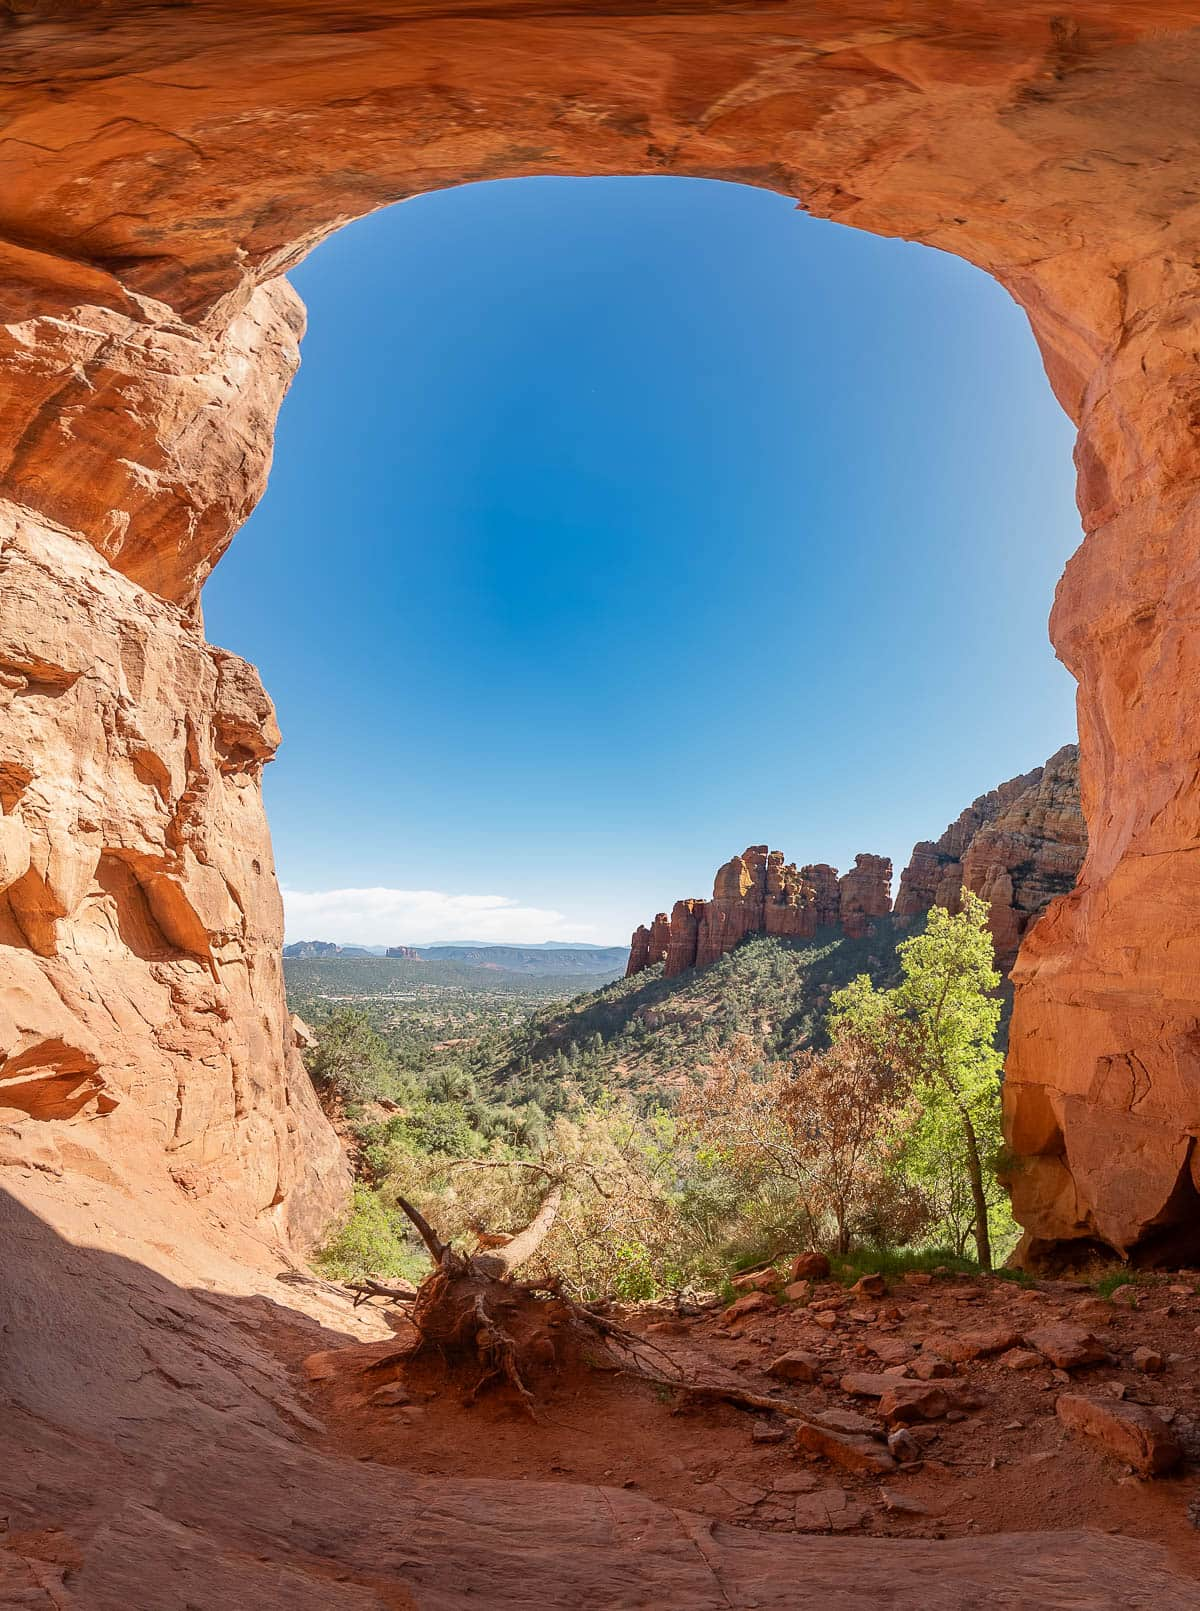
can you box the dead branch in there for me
[345,1277,418,1309]
[451,1157,558,1180]
[476,1182,564,1277]
[617,1370,816,1423]
[395,1195,448,1265]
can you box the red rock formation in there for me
[3,9,1200,1590]
[385,945,420,959]
[895,767,1045,922]
[627,845,893,978]
[838,855,894,940]
[802,864,843,928]
[665,898,705,975]
[896,747,1086,971]
[962,747,1086,969]
[625,925,651,977]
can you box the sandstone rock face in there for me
[0,505,345,1240]
[625,844,893,978]
[896,747,1086,971]
[837,854,894,940]
[632,755,1083,983]
[0,21,1200,1595]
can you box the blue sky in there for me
[203,177,1080,947]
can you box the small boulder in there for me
[1026,1324,1108,1370]
[1131,1346,1164,1374]
[902,1271,933,1287]
[751,1423,788,1444]
[911,1354,956,1380]
[851,1273,887,1297]
[369,1382,412,1407]
[794,1420,897,1475]
[957,1325,1024,1359]
[1000,1348,1044,1372]
[1056,1393,1183,1475]
[877,1383,954,1424]
[841,1370,913,1398]
[731,1267,782,1294]
[782,1279,813,1304]
[816,1407,878,1437]
[725,1291,778,1322]
[866,1335,914,1367]
[790,1251,832,1282]
[887,1427,923,1463]
[767,1349,821,1383]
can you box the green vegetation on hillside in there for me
[294,907,1014,1298]
[484,921,913,1115]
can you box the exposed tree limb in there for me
[479,1182,564,1277]
[345,1277,418,1309]
[396,1195,448,1265]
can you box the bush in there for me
[313,1184,425,1282]
[305,1007,401,1105]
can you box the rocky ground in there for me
[298,1258,1200,1577]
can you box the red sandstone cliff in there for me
[626,845,893,977]
[895,747,1086,971]
[0,0,1188,1266]
[2,17,1200,1598]
[628,751,1084,981]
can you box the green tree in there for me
[305,1006,398,1104]
[831,892,1004,1269]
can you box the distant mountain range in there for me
[283,941,387,958]
[282,940,627,976]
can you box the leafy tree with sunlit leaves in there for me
[831,891,1005,1270]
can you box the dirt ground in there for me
[277,1263,1200,1584]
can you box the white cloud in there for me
[281,885,599,947]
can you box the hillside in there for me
[483,921,916,1114]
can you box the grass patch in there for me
[312,1184,427,1284]
[1092,1265,1139,1298]
[829,1246,978,1285]
[990,1264,1038,1288]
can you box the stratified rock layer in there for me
[896,747,1086,971]
[0,503,345,1241]
[627,845,893,977]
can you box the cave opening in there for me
[201,175,1081,955]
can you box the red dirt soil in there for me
[295,1265,1200,1578]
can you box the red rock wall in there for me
[625,845,889,977]
[838,854,895,940]
[0,2,1199,1266]
[896,746,1086,971]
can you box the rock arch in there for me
[2,2,1200,1257]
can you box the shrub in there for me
[313,1184,425,1282]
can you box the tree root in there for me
[390,1190,799,1426]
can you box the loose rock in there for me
[1056,1393,1183,1475]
